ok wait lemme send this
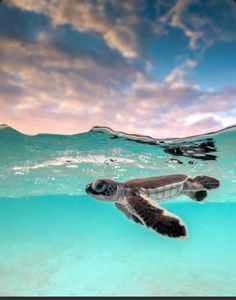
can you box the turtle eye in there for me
[94,181,106,192]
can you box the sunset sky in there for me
[0,0,236,137]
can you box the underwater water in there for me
[0,124,236,296]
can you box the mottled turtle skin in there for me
[86,174,219,239]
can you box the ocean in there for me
[0,124,235,296]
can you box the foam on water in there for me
[0,125,236,296]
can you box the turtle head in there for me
[85,179,118,202]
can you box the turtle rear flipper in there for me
[192,175,220,189]
[185,190,208,202]
[184,175,220,192]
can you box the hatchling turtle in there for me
[85,174,220,239]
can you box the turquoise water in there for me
[0,124,236,296]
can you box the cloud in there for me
[4,0,173,61]
[159,0,236,54]
[6,0,149,58]
[104,25,138,58]
[165,0,202,49]
[0,0,235,138]
[5,0,236,61]
[164,59,198,89]
[2,40,235,139]
[108,64,236,137]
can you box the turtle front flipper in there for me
[124,193,187,239]
[115,203,144,225]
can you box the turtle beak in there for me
[85,183,92,194]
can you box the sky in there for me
[0,0,236,138]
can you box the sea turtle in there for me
[85,174,220,239]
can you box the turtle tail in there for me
[184,175,220,202]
